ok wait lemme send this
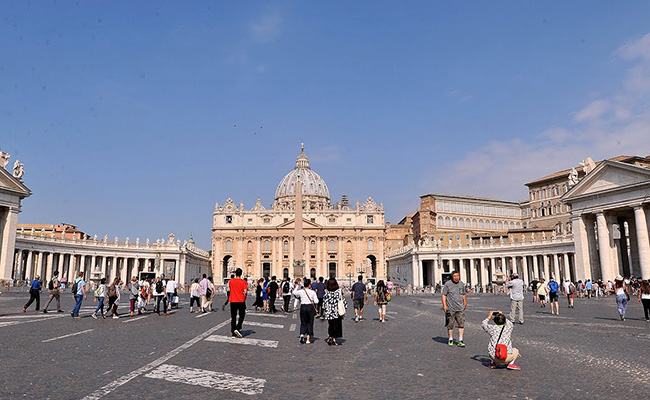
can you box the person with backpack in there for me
[563,279,576,309]
[106,277,120,319]
[23,275,42,312]
[128,277,140,317]
[547,277,560,315]
[152,277,168,316]
[267,276,279,313]
[42,271,63,313]
[70,271,87,319]
[92,278,107,319]
[281,277,293,313]
[374,280,389,322]
[482,310,520,370]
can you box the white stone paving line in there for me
[292,313,297,320]
[245,321,284,329]
[81,319,231,400]
[0,314,64,328]
[246,312,287,319]
[144,363,265,395]
[289,323,296,332]
[205,335,278,348]
[122,316,149,323]
[42,328,94,343]
[195,312,213,319]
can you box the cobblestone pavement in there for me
[0,290,648,399]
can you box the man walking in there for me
[505,273,524,324]
[229,268,248,338]
[23,275,42,312]
[442,271,467,347]
[563,279,576,308]
[547,277,560,315]
[315,277,326,319]
[42,271,63,313]
[351,275,368,322]
[199,273,209,313]
[268,276,279,313]
[71,271,86,318]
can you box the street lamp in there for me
[346,272,354,287]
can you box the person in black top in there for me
[268,276,280,313]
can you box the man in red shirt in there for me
[228,268,249,338]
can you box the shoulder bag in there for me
[495,325,507,360]
[304,289,318,313]
[337,289,346,316]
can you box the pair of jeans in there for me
[72,294,83,317]
[300,304,316,336]
[107,295,118,316]
[283,295,291,312]
[616,294,627,317]
[230,302,246,334]
[155,295,167,314]
[94,297,105,315]
[268,295,277,313]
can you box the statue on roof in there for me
[0,151,10,168]
[13,159,24,180]
[568,167,579,186]
[580,157,596,174]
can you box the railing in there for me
[389,234,574,257]
[15,231,210,259]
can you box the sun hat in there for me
[615,275,623,281]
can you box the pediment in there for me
[563,160,650,200]
[0,167,31,197]
[276,218,322,229]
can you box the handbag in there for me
[337,289,346,316]
[494,325,507,360]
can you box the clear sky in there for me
[2,1,650,249]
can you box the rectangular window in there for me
[225,216,233,224]
[346,218,352,224]
[247,218,253,225]
[367,215,374,224]
[263,217,271,224]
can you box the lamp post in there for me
[346,272,354,287]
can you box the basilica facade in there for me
[211,147,386,285]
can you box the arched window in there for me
[438,216,444,226]
[346,240,352,250]
[368,239,374,251]
[310,240,316,251]
[329,240,336,251]
[491,220,497,229]
[479,219,484,228]
[472,219,477,228]
[459,218,465,228]
[510,222,515,229]
[283,241,289,251]
[465,218,471,227]
[445,216,451,226]
[452,217,458,227]
[247,241,252,251]
[516,222,521,229]
[264,240,270,251]
[498,221,503,230]
[225,240,232,251]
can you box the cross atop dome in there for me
[295,143,310,169]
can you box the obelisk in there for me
[293,146,305,278]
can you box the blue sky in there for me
[2,1,650,249]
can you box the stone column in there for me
[101,256,108,277]
[553,254,561,283]
[46,252,54,280]
[468,259,476,286]
[0,207,19,281]
[80,255,86,275]
[563,253,571,281]
[521,255,529,283]
[25,251,33,279]
[412,254,420,287]
[532,255,539,279]
[596,212,615,282]
[458,259,467,283]
[480,258,487,288]
[634,206,650,280]
[572,215,591,281]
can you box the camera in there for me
[492,311,501,314]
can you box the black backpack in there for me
[156,280,164,293]
[48,279,54,290]
[283,281,290,294]
[71,279,79,294]
[206,287,212,298]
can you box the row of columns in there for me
[11,249,172,284]
[573,205,650,282]
[414,252,574,287]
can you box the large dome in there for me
[275,146,330,202]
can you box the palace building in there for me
[211,146,386,284]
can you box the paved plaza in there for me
[0,290,648,399]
